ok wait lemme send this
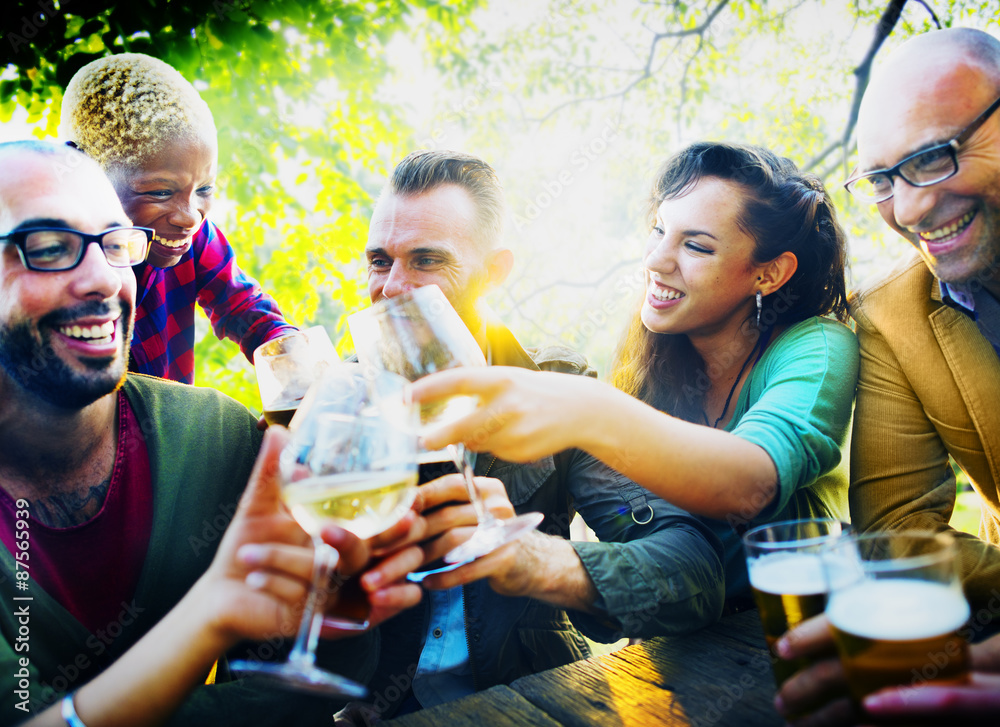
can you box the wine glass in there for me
[254,326,338,427]
[230,365,419,695]
[352,285,544,564]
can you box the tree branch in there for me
[508,257,641,306]
[839,0,908,151]
[913,0,942,28]
[532,0,731,125]
[651,0,731,40]
[675,36,704,142]
[803,139,846,173]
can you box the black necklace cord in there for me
[701,325,774,429]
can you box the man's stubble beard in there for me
[0,300,133,410]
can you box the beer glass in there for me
[230,366,419,695]
[825,531,970,702]
[353,285,543,563]
[254,326,338,427]
[743,518,850,686]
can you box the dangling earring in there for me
[756,290,763,328]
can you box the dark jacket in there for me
[360,319,725,719]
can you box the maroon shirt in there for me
[0,392,153,633]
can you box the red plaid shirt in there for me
[129,220,296,384]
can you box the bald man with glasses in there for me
[771,27,1000,726]
[845,28,1000,614]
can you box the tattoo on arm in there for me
[31,478,112,528]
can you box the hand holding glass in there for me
[352,285,543,563]
[824,531,971,702]
[743,518,850,687]
[230,366,419,696]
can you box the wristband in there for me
[61,692,88,727]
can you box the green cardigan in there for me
[0,375,343,725]
[0,375,381,726]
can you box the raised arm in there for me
[193,222,297,362]
[19,428,420,727]
[416,320,856,521]
[416,368,776,519]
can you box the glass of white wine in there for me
[355,285,543,564]
[230,364,419,696]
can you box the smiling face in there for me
[641,177,766,344]
[111,135,218,268]
[366,184,496,330]
[0,150,136,409]
[858,50,1000,288]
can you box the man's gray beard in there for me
[0,303,131,410]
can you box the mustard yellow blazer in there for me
[850,253,1000,608]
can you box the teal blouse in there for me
[705,316,860,599]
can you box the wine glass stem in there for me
[287,540,335,669]
[448,443,498,528]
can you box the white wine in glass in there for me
[361,285,544,564]
[230,366,418,695]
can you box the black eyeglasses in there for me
[844,94,1000,204]
[0,226,152,272]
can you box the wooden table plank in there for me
[510,611,783,727]
[382,685,564,727]
[384,611,784,727]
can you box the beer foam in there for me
[828,579,970,641]
[748,552,829,595]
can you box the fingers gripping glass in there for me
[844,94,1000,204]
[358,285,544,564]
[231,367,419,698]
[0,227,152,271]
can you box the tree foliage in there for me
[1,0,480,409]
[397,0,998,373]
[3,0,999,392]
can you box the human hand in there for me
[775,616,1000,726]
[856,632,1000,724]
[774,614,859,726]
[862,673,1000,723]
[198,426,316,645]
[318,514,424,636]
[411,367,595,462]
[361,473,531,594]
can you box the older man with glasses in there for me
[845,27,1000,613]
[773,27,1000,726]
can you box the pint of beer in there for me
[743,519,850,686]
[825,531,970,701]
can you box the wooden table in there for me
[383,610,784,727]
